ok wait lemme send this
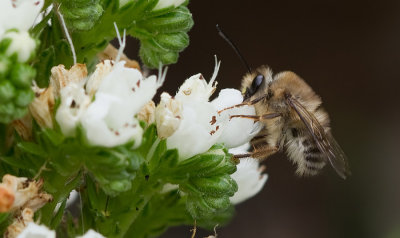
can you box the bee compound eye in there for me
[251,74,264,93]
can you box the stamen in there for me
[55,3,77,65]
[114,22,126,63]
[157,63,168,88]
[209,55,221,87]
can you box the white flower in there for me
[229,156,268,204]
[55,83,91,137]
[81,60,162,147]
[54,60,164,147]
[153,0,186,10]
[175,73,216,102]
[80,92,143,147]
[2,31,36,62]
[155,92,182,139]
[16,222,55,238]
[212,89,262,148]
[85,60,113,98]
[0,0,44,37]
[166,98,223,159]
[160,58,260,159]
[77,230,105,238]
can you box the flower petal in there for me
[55,83,91,137]
[212,89,262,148]
[0,0,44,36]
[77,229,105,238]
[229,158,268,204]
[16,222,55,238]
[166,100,222,160]
[80,93,143,147]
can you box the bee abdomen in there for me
[286,134,326,176]
[300,141,326,176]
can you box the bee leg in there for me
[251,145,279,161]
[218,95,267,113]
[233,145,279,161]
[230,112,281,121]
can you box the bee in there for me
[236,67,351,179]
[216,25,351,179]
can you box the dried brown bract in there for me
[0,174,53,213]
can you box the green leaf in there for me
[17,142,47,157]
[50,199,67,229]
[0,155,28,169]
[33,46,55,87]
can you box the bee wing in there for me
[287,97,351,179]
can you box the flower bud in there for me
[2,31,36,63]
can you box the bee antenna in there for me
[216,24,252,74]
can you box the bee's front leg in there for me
[217,95,268,113]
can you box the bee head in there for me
[241,66,273,102]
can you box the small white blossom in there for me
[175,73,216,102]
[2,31,36,62]
[77,230,105,238]
[54,60,164,147]
[229,144,268,204]
[81,60,159,147]
[153,0,186,10]
[16,222,55,238]
[80,92,143,147]
[56,83,91,137]
[155,92,183,139]
[161,58,261,159]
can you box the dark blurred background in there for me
[124,0,400,237]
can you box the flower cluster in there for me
[0,0,270,237]
[31,60,164,148]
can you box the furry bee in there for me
[234,66,351,179]
[216,25,350,179]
